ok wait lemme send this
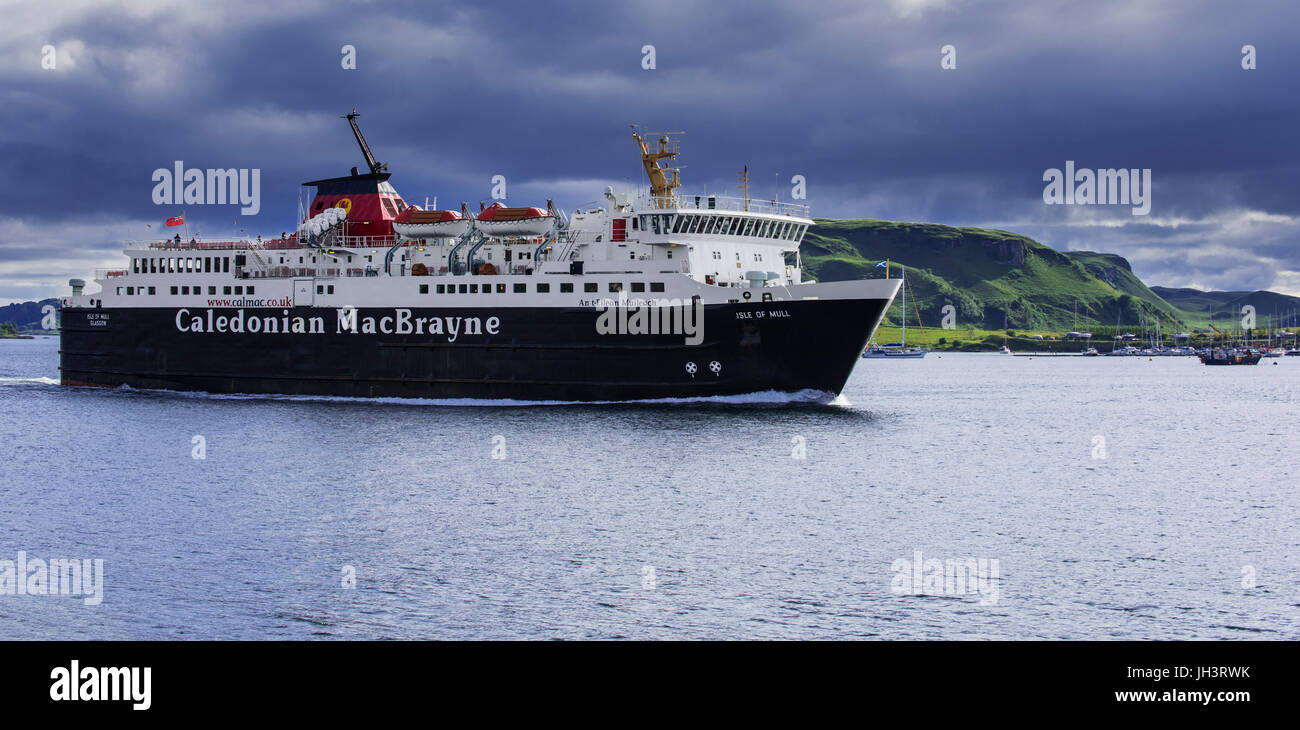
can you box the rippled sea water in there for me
[1,335,1296,639]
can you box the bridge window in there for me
[672,216,685,233]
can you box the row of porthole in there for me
[417,282,670,295]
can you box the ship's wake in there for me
[0,376,60,386]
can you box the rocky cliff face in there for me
[1065,251,1133,288]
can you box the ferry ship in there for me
[59,113,900,401]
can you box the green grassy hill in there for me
[803,219,1181,332]
[1150,287,1300,329]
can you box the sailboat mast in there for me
[900,267,906,347]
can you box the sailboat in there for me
[1000,306,1014,354]
[863,264,927,358]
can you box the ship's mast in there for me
[631,127,681,205]
[345,109,386,174]
[737,166,750,212]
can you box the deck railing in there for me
[636,192,810,218]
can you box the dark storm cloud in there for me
[0,0,1297,302]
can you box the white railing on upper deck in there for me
[126,238,259,251]
[125,233,400,253]
[636,192,810,218]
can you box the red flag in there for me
[165,215,185,227]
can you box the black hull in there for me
[59,298,891,401]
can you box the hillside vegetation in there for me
[805,219,1202,332]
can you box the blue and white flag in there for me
[874,260,888,268]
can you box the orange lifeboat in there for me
[475,201,554,237]
[392,208,471,238]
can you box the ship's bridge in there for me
[623,192,811,241]
[572,190,811,287]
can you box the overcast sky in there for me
[1,0,1296,304]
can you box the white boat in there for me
[863,342,927,358]
[862,266,927,359]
